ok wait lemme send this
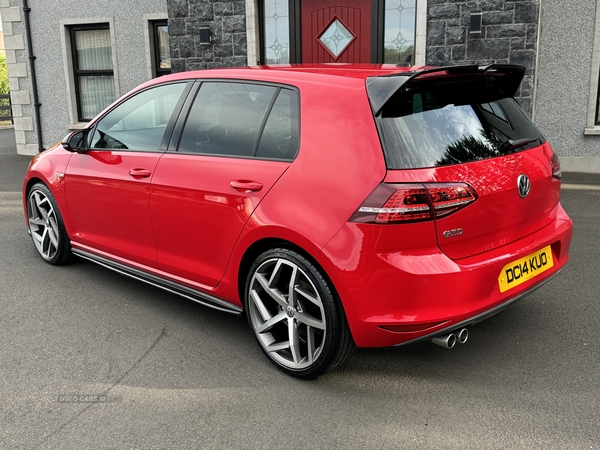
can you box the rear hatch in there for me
[367,65,562,260]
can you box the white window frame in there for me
[60,17,120,129]
[585,0,600,135]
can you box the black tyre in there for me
[26,183,72,265]
[245,248,355,378]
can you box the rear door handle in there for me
[230,180,263,192]
[129,168,152,178]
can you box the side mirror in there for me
[61,130,88,153]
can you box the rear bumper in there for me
[320,203,573,347]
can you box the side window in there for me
[178,82,277,157]
[256,88,300,160]
[90,83,186,151]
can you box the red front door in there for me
[301,0,371,63]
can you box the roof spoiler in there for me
[366,64,525,116]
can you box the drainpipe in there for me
[22,0,44,152]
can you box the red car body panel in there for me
[22,64,573,350]
[150,154,290,288]
[63,151,161,268]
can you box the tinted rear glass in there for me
[377,85,545,169]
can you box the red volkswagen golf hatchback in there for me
[23,64,572,378]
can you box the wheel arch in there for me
[236,236,341,312]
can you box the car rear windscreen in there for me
[377,82,546,169]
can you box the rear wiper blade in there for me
[498,138,540,153]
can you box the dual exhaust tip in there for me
[431,328,469,349]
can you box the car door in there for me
[64,82,189,267]
[150,82,300,288]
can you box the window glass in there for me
[178,82,277,157]
[263,0,290,64]
[384,0,416,64]
[379,89,546,169]
[256,89,299,160]
[90,83,186,151]
[72,26,116,120]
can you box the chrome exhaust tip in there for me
[457,328,469,344]
[432,333,457,349]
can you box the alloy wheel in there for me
[248,257,327,370]
[28,189,61,261]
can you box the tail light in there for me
[550,152,562,180]
[350,183,477,224]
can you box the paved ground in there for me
[1,127,599,449]
[0,129,31,192]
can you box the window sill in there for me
[584,127,600,135]
[67,122,89,130]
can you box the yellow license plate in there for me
[498,245,554,293]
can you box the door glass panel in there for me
[263,0,290,64]
[384,0,416,64]
[90,83,185,151]
[178,82,277,157]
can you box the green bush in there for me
[0,53,10,120]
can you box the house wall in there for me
[168,0,248,72]
[425,0,540,117]
[534,0,600,172]
[0,0,167,155]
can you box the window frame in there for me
[70,23,115,122]
[151,19,171,78]
[60,17,120,129]
[585,0,600,134]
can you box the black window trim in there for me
[151,19,171,78]
[70,23,114,122]
[169,79,301,162]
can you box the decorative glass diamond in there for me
[318,19,355,59]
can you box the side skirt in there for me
[72,248,243,315]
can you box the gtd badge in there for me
[517,174,531,198]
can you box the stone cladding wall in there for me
[426,0,540,115]
[168,0,247,72]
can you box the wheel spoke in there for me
[295,311,326,330]
[287,264,298,308]
[47,227,59,249]
[34,193,49,220]
[255,272,288,308]
[266,340,290,352]
[32,230,44,244]
[295,285,321,307]
[268,259,284,286]
[288,319,302,365]
[256,311,287,334]
[28,217,46,227]
[41,228,50,258]
[306,326,315,365]
[250,289,272,322]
